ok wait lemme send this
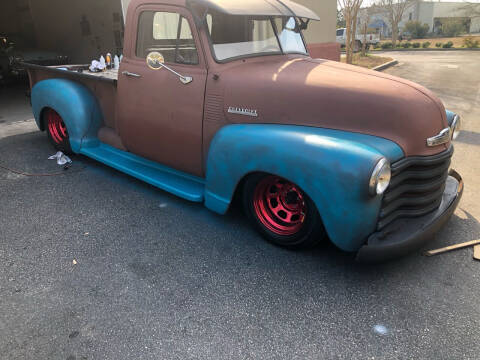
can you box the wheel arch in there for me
[204,124,404,252]
[31,78,103,153]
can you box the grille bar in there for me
[377,146,453,231]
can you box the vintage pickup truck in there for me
[23,0,463,262]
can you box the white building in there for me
[367,1,480,37]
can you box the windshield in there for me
[206,12,307,61]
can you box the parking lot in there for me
[1,51,479,359]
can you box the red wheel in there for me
[243,174,326,248]
[44,108,72,154]
[253,176,307,236]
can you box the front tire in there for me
[44,108,72,154]
[243,173,326,249]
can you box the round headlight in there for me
[369,158,391,196]
[451,115,461,140]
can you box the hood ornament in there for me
[228,106,258,117]
[427,128,451,147]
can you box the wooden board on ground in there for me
[424,239,480,257]
[473,245,480,261]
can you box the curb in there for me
[372,59,398,72]
[372,48,480,53]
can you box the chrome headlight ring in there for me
[369,158,391,196]
[450,114,461,141]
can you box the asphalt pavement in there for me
[1,51,480,360]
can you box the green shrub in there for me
[403,21,430,39]
[401,42,412,48]
[442,41,454,48]
[381,42,393,49]
[440,19,468,37]
[422,42,431,48]
[463,37,480,48]
[435,42,443,48]
[373,43,381,49]
[412,42,421,48]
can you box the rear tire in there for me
[44,108,72,154]
[243,173,326,249]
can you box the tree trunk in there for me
[361,23,368,56]
[345,12,353,64]
[392,27,398,48]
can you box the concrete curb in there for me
[372,59,399,72]
[372,48,480,53]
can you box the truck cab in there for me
[24,0,463,262]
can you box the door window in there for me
[136,11,199,65]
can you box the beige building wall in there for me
[296,0,337,43]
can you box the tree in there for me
[375,0,414,48]
[358,7,375,56]
[459,2,480,33]
[338,0,364,64]
[337,9,346,28]
[460,2,480,19]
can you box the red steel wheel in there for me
[44,108,72,154]
[253,176,306,236]
[243,173,325,248]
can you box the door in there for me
[117,5,207,177]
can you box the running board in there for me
[80,143,205,202]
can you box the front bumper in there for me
[356,169,463,263]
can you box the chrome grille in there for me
[377,146,453,230]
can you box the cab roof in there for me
[187,0,320,20]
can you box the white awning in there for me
[188,0,320,21]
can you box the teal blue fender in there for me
[204,125,404,252]
[31,79,103,153]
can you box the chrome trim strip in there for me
[427,127,451,147]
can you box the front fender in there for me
[205,125,404,252]
[31,79,103,153]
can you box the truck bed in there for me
[24,63,119,144]
[23,63,119,84]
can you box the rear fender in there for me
[204,124,404,252]
[31,79,103,153]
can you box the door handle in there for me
[122,71,141,78]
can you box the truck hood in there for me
[220,56,449,156]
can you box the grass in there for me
[373,35,480,49]
[340,53,393,69]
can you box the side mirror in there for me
[146,51,164,70]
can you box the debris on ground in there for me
[424,239,480,257]
[48,151,72,166]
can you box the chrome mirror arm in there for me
[158,62,193,85]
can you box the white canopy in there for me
[188,0,320,21]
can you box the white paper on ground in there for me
[48,151,72,166]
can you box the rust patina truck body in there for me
[24,0,463,261]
